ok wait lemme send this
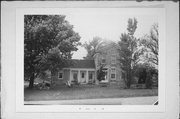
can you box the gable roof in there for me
[66,59,95,69]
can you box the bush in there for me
[133,63,158,89]
[97,66,106,81]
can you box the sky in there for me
[58,8,159,59]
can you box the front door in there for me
[72,71,78,83]
[88,71,94,84]
[80,71,86,83]
[102,68,108,81]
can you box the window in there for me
[89,73,93,79]
[111,67,116,79]
[111,55,116,64]
[73,73,77,80]
[58,72,63,79]
[111,67,116,72]
[111,74,116,79]
[81,72,85,78]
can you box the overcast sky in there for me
[58,8,159,59]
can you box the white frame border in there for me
[15,7,166,113]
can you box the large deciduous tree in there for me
[82,36,105,60]
[37,47,69,86]
[24,15,81,88]
[140,23,159,68]
[118,18,140,88]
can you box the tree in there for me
[38,47,71,86]
[82,36,105,60]
[133,62,156,84]
[97,65,106,81]
[118,18,139,88]
[24,15,81,89]
[133,63,147,84]
[140,23,159,68]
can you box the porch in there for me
[68,68,96,84]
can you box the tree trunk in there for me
[51,70,56,87]
[145,70,152,89]
[126,75,131,88]
[129,69,132,88]
[29,73,35,89]
[126,66,132,89]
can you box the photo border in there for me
[16,7,165,113]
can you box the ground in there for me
[24,84,158,102]
[25,96,158,105]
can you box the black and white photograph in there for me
[24,8,159,105]
[1,1,179,119]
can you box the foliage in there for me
[140,23,159,68]
[118,18,140,88]
[38,47,75,85]
[145,66,158,89]
[133,63,158,88]
[125,23,159,89]
[82,36,105,60]
[24,15,81,88]
[133,63,147,84]
[97,65,106,81]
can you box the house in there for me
[53,60,96,85]
[51,41,126,88]
[93,41,125,88]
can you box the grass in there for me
[24,84,158,101]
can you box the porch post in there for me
[69,69,72,82]
[86,70,89,83]
[94,70,96,84]
[108,68,110,82]
[78,70,81,83]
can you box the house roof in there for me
[66,59,95,69]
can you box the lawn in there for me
[24,84,158,101]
